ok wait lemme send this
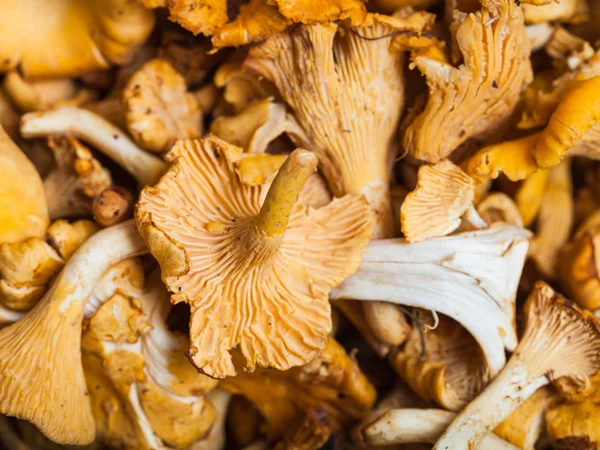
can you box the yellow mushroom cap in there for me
[534,76,600,168]
[136,135,373,378]
[401,160,475,243]
[123,59,202,154]
[0,0,155,78]
[0,125,48,244]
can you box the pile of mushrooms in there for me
[1,0,600,449]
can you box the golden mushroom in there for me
[135,135,372,378]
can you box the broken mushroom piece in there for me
[244,12,433,238]
[43,137,112,220]
[391,312,490,411]
[360,408,518,449]
[404,0,533,163]
[123,59,202,154]
[0,125,48,243]
[400,160,480,243]
[93,187,132,227]
[0,220,147,445]
[547,401,600,446]
[0,0,155,78]
[431,282,600,450]
[331,225,532,375]
[476,193,524,227]
[136,136,372,378]
[46,219,99,260]
[20,107,167,187]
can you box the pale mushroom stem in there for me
[20,107,167,187]
[0,220,147,445]
[253,149,318,238]
[361,409,518,450]
[432,357,548,450]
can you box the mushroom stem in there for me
[20,107,167,187]
[361,409,518,449]
[0,220,147,445]
[253,149,318,238]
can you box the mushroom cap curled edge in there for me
[135,135,373,379]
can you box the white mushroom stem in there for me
[331,226,532,375]
[0,220,147,445]
[362,409,518,450]
[20,107,167,187]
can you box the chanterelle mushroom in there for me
[0,125,48,243]
[0,220,147,444]
[123,58,202,154]
[135,135,372,378]
[432,282,600,450]
[404,0,533,163]
[0,0,155,78]
[244,12,432,238]
[331,226,531,375]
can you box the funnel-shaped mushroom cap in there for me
[523,0,588,24]
[534,77,600,168]
[136,135,372,378]
[432,282,600,450]
[0,0,155,78]
[0,125,48,243]
[404,0,532,163]
[244,13,430,238]
[0,220,147,444]
[401,160,475,242]
[123,59,202,153]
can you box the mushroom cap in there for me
[547,401,600,445]
[391,312,490,411]
[534,77,600,168]
[123,59,202,153]
[404,0,532,163]
[0,125,48,243]
[477,193,524,227]
[0,0,155,78]
[47,219,100,260]
[2,72,78,113]
[136,135,372,378]
[523,0,589,24]
[401,160,475,242]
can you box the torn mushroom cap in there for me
[391,312,490,411]
[123,59,202,154]
[210,98,306,154]
[529,160,573,278]
[44,137,112,220]
[494,387,558,450]
[331,225,532,375]
[360,408,518,449]
[244,12,432,238]
[141,0,366,49]
[0,220,147,445]
[534,76,600,168]
[431,282,600,450]
[136,136,373,378]
[0,0,155,78]
[20,107,167,187]
[0,237,63,311]
[0,125,49,243]
[221,337,376,440]
[404,0,532,163]
[401,160,476,243]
